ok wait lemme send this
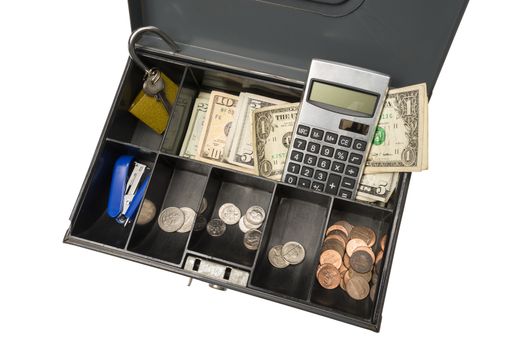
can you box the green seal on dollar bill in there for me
[373,126,386,145]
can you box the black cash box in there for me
[64,0,469,331]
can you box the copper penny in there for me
[347,266,372,282]
[324,231,347,246]
[339,270,348,290]
[345,238,367,257]
[372,270,379,285]
[343,253,350,268]
[339,263,348,276]
[380,235,388,251]
[350,226,376,247]
[375,250,384,267]
[326,220,353,237]
[319,249,343,269]
[317,264,341,289]
[349,246,375,274]
[346,276,370,300]
[369,284,377,302]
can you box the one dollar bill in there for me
[364,83,428,174]
[253,103,300,180]
[179,92,210,159]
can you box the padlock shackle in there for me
[128,26,180,74]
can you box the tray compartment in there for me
[309,198,393,320]
[250,184,331,300]
[106,54,187,150]
[187,168,275,267]
[126,155,211,264]
[69,141,156,248]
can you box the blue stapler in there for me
[107,155,150,226]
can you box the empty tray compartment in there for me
[127,155,211,264]
[250,184,331,300]
[187,168,275,267]
[69,141,156,248]
[106,54,187,151]
[310,198,393,320]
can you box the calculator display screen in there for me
[308,81,378,117]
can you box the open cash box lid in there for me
[128,0,468,95]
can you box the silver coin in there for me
[238,215,262,233]
[207,218,227,237]
[268,245,289,268]
[218,203,241,225]
[158,207,184,233]
[281,241,306,265]
[136,199,156,225]
[193,215,207,232]
[199,198,208,215]
[178,207,196,233]
[245,205,266,225]
[243,229,262,250]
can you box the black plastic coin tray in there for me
[65,54,410,331]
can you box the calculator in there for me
[282,59,390,200]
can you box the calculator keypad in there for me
[283,124,369,200]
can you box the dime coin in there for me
[345,238,367,257]
[349,246,375,274]
[380,235,388,251]
[245,205,266,225]
[350,226,377,247]
[193,215,207,232]
[346,275,370,300]
[281,241,306,265]
[243,229,262,250]
[239,215,262,233]
[158,207,184,233]
[268,245,289,268]
[136,199,156,225]
[347,266,372,283]
[316,264,340,289]
[218,203,241,225]
[207,218,227,237]
[199,198,208,215]
[178,207,197,233]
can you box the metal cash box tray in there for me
[64,0,469,331]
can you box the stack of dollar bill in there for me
[179,83,428,204]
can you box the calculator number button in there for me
[285,175,298,185]
[338,136,352,148]
[318,158,331,170]
[293,138,307,150]
[311,182,325,192]
[311,128,324,140]
[297,125,310,137]
[353,139,367,151]
[304,154,317,166]
[287,162,300,174]
[345,165,359,177]
[341,177,356,189]
[331,161,344,173]
[314,170,328,182]
[307,142,320,154]
[324,132,338,144]
[298,178,311,189]
[334,149,348,161]
[349,153,363,165]
[300,166,314,178]
[326,174,341,195]
[320,145,334,157]
[290,150,304,162]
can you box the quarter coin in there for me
[239,215,262,233]
[316,264,340,289]
[345,275,370,300]
[243,229,262,250]
[281,241,306,265]
[207,218,227,237]
[178,207,197,233]
[245,205,266,225]
[158,207,184,233]
[136,199,156,225]
[218,203,241,225]
[268,245,289,268]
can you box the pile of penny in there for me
[315,220,387,301]
[206,203,266,251]
[268,241,306,268]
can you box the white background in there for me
[1,1,523,348]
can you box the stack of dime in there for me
[316,221,381,301]
[268,241,305,268]
[158,206,197,233]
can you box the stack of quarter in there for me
[316,220,385,301]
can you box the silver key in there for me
[143,69,171,113]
